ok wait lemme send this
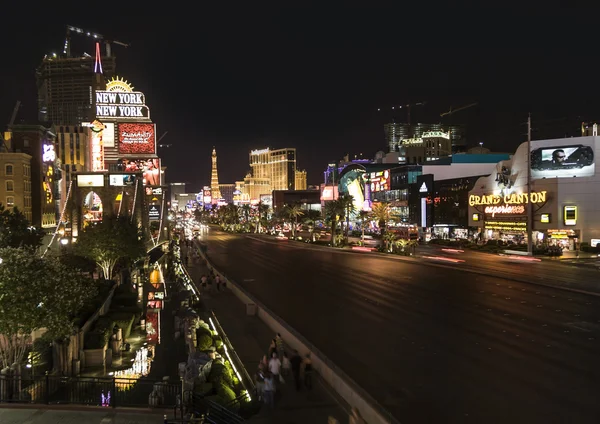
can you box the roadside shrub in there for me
[216,383,238,410]
[209,361,233,386]
[197,333,214,350]
[212,335,223,349]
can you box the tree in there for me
[324,200,345,247]
[283,204,304,238]
[0,205,45,249]
[0,247,95,369]
[74,216,146,280]
[302,209,322,242]
[357,210,372,245]
[255,202,270,233]
[371,202,392,236]
[338,194,356,241]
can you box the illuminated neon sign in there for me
[42,144,55,162]
[250,148,270,155]
[469,191,547,207]
[89,120,105,172]
[484,205,525,217]
[422,131,450,139]
[95,76,150,120]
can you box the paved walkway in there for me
[0,406,168,423]
[182,244,348,424]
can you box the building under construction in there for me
[36,26,124,126]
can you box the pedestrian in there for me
[215,275,221,292]
[275,333,284,357]
[268,352,282,384]
[261,355,268,369]
[269,339,277,357]
[349,407,366,424]
[281,351,291,377]
[255,369,265,401]
[263,372,275,408]
[290,350,302,391]
[200,275,207,293]
[303,353,313,390]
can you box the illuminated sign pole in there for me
[527,114,533,255]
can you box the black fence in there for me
[0,374,181,408]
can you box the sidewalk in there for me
[182,246,348,424]
[0,406,167,424]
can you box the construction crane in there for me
[378,101,426,125]
[157,132,172,148]
[440,102,477,118]
[65,25,130,58]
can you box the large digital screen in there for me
[118,123,156,155]
[531,144,595,179]
[369,170,390,192]
[77,174,104,187]
[109,174,136,187]
[119,158,161,186]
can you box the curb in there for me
[244,234,600,298]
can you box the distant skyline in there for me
[2,10,598,193]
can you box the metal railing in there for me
[0,374,180,409]
[209,311,256,396]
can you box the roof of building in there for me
[451,153,511,163]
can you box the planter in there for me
[83,347,107,368]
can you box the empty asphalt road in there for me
[201,230,600,423]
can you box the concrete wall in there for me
[199,247,399,424]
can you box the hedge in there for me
[197,333,213,351]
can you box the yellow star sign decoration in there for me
[105,76,134,93]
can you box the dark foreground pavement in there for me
[0,406,167,423]
[183,245,348,424]
[202,230,600,424]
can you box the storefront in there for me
[469,135,599,249]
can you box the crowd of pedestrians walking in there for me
[253,333,314,409]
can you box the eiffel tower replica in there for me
[210,147,222,202]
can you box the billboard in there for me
[369,170,390,192]
[149,204,161,221]
[77,174,104,187]
[120,158,161,186]
[118,123,156,155]
[321,185,339,201]
[531,143,595,179]
[109,174,136,186]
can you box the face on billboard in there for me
[531,144,595,178]
[118,123,156,155]
[119,158,161,186]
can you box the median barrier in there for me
[196,243,400,424]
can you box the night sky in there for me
[2,10,597,192]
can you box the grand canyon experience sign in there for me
[469,191,547,217]
[95,91,150,120]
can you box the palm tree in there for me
[324,199,345,247]
[357,210,372,245]
[371,202,391,236]
[255,201,270,233]
[337,194,356,241]
[302,209,321,242]
[283,204,304,238]
[240,204,252,224]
